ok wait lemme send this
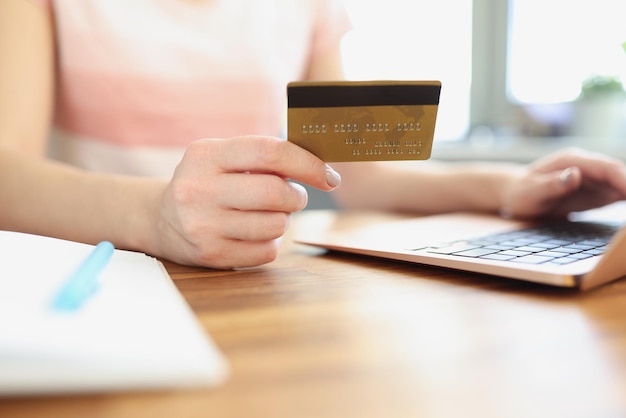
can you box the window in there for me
[509,0,626,104]
[341,0,626,148]
[341,0,472,142]
[507,0,626,144]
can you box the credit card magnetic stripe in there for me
[288,82,441,108]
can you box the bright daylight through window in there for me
[341,0,626,146]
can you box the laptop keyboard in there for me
[425,221,620,265]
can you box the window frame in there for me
[469,0,518,136]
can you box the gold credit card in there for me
[287,80,441,162]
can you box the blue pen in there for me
[51,241,115,312]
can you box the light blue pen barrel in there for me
[51,241,115,312]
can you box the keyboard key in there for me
[527,242,560,249]
[578,240,609,246]
[426,243,480,254]
[512,246,545,253]
[497,250,534,257]
[453,248,500,257]
[568,244,596,251]
[534,250,571,258]
[510,254,555,264]
[479,253,517,261]
[568,253,593,260]
[583,249,605,256]
[550,247,583,254]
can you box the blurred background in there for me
[340,0,626,158]
[305,0,626,209]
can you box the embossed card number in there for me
[287,80,441,162]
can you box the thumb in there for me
[543,166,582,200]
[502,166,583,219]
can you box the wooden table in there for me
[2,210,626,418]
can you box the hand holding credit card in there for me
[287,80,441,162]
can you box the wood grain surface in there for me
[2,210,626,418]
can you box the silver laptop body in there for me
[295,207,626,290]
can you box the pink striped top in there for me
[32,0,350,177]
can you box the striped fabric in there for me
[32,0,350,177]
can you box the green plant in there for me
[579,75,625,99]
[578,42,626,100]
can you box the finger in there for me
[551,180,625,214]
[213,210,293,242]
[520,167,582,215]
[538,149,626,197]
[193,237,283,269]
[208,136,341,191]
[543,166,583,202]
[213,173,308,212]
[582,162,626,199]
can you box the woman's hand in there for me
[501,147,626,219]
[152,136,340,269]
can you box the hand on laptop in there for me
[501,147,626,219]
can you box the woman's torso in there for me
[40,0,349,177]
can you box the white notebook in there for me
[0,230,229,395]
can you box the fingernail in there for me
[325,164,341,188]
[559,167,575,184]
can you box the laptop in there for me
[294,202,626,290]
